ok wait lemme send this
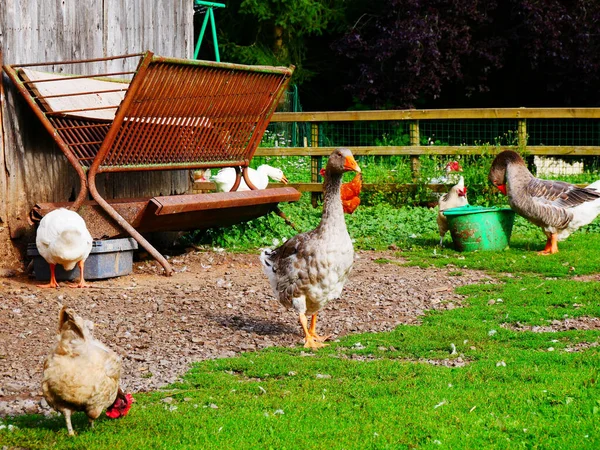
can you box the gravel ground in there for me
[0,249,494,417]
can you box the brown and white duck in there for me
[488,150,600,254]
[437,176,468,246]
[260,148,361,348]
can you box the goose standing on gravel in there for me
[488,150,600,254]
[260,148,361,348]
[36,208,93,288]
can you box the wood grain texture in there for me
[1,0,194,239]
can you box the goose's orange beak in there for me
[497,184,507,195]
[344,155,361,173]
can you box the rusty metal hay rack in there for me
[3,51,299,275]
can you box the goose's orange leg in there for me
[538,234,559,255]
[69,260,90,288]
[299,313,326,349]
[37,264,59,288]
[309,313,331,343]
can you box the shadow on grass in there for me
[6,411,99,434]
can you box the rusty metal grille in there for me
[4,52,293,172]
[102,60,291,170]
[50,117,112,167]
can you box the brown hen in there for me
[42,306,131,435]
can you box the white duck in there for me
[36,208,93,288]
[489,150,600,254]
[260,148,361,349]
[437,176,469,246]
[202,164,289,192]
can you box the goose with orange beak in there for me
[260,148,361,348]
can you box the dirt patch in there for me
[0,225,24,272]
[0,249,494,417]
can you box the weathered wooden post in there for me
[310,123,321,207]
[409,120,421,182]
[517,119,527,149]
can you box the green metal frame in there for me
[194,0,225,62]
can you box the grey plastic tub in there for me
[27,238,138,281]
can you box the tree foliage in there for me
[333,0,600,108]
[211,0,345,83]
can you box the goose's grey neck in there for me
[319,172,345,231]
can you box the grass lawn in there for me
[2,201,600,449]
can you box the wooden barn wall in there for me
[0,0,194,240]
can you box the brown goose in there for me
[260,148,361,348]
[488,150,600,254]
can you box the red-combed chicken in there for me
[42,306,133,435]
[437,176,469,246]
[321,168,362,214]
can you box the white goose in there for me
[203,164,289,192]
[260,148,360,349]
[35,208,93,288]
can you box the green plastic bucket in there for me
[443,205,515,252]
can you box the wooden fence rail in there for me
[247,108,600,201]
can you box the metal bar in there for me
[87,174,173,275]
[41,87,129,99]
[11,53,144,68]
[46,105,119,115]
[21,71,135,83]
[97,160,250,172]
[194,1,226,7]
[209,9,221,62]
[152,54,294,76]
[151,186,300,215]
[242,167,259,190]
[194,10,211,59]
[85,52,173,275]
[54,122,112,131]
[91,52,153,173]
[2,64,89,209]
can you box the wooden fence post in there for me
[310,123,320,207]
[409,120,420,182]
[518,119,527,149]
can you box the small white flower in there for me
[496,361,507,367]
[274,409,285,415]
[488,329,497,336]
